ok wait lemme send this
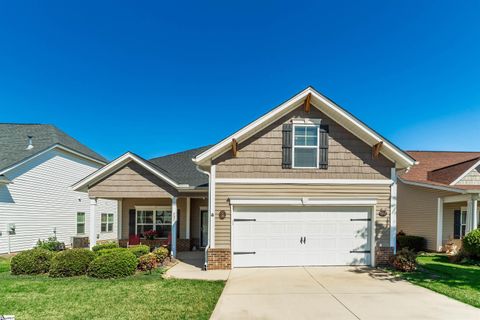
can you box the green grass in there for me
[0,256,11,273]
[0,261,225,320]
[400,254,480,308]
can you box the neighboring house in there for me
[73,87,416,269]
[397,151,480,251]
[0,124,117,254]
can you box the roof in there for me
[400,151,480,191]
[148,145,211,187]
[0,124,107,173]
[193,86,416,169]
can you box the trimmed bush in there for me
[92,242,119,252]
[11,248,53,275]
[390,248,417,272]
[128,245,150,258]
[49,249,96,277]
[36,237,65,251]
[138,253,158,273]
[397,235,426,252]
[88,250,138,278]
[96,247,127,257]
[463,229,480,258]
[153,247,169,263]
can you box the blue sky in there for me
[1,1,479,160]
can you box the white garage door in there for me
[232,206,372,267]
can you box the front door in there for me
[200,209,208,247]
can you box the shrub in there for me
[11,248,53,275]
[92,242,119,252]
[87,250,138,278]
[95,247,127,257]
[390,248,417,272]
[153,247,170,263]
[138,253,158,273]
[49,249,96,277]
[463,229,480,258]
[128,245,150,258]
[397,235,426,252]
[36,237,65,251]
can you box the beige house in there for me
[73,87,416,269]
[398,151,480,252]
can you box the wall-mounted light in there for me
[378,209,387,217]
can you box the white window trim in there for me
[135,206,172,239]
[292,124,320,169]
[100,213,114,233]
[76,212,86,235]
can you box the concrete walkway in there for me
[165,251,229,281]
[210,267,480,320]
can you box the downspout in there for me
[196,165,211,270]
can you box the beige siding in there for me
[213,106,393,179]
[457,165,480,185]
[214,183,392,249]
[190,198,208,247]
[397,181,456,251]
[89,162,177,198]
[442,202,467,244]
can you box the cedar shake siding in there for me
[214,183,393,249]
[397,180,456,251]
[212,107,393,179]
[457,165,480,185]
[88,161,178,198]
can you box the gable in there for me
[88,161,178,198]
[212,105,394,179]
[456,164,480,185]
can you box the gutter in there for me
[195,165,211,271]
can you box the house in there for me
[73,87,416,269]
[397,151,480,252]
[0,124,117,254]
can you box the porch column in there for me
[117,199,123,240]
[472,198,478,230]
[89,198,97,249]
[171,196,177,257]
[436,198,444,251]
[186,197,191,239]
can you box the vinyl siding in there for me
[442,202,467,244]
[457,165,480,185]
[214,183,392,249]
[396,180,456,251]
[0,149,117,254]
[213,106,393,179]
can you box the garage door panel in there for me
[233,206,372,267]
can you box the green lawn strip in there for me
[0,256,11,273]
[400,254,480,308]
[0,268,225,320]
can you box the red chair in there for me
[128,234,141,246]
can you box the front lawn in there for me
[0,256,10,273]
[400,254,480,308]
[0,261,225,319]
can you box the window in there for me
[77,212,85,234]
[101,213,114,233]
[293,125,318,168]
[136,208,172,238]
[460,209,467,238]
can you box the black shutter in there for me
[319,124,329,169]
[282,124,293,169]
[454,210,461,239]
[129,209,136,236]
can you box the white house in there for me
[0,124,117,254]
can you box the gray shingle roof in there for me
[0,124,107,172]
[148,145,212,188]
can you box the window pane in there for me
[77,212,85,223]
[294,126,318,146]
[156,210,172,225]
[77,223,85,234]
[137,224,154,237]
[101,214,107,223]
[145,211,154,224]
[461,211,467,223]
[108,214,114,223]
[137,211,143,223]
[156,225,172,238]
[101,223,106,232]
[294,147,317,168]
[108,223,113,232]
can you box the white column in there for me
[472,199,478,230]
[117,199,123,240]
[186,197,191,239]
[171,197,177,257]
[436,198,444,251]
[467,199,474,233]
[210,165,216,248]
[89,198,97,249]
[390,168,397,253]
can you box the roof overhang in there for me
[0,175,10,185]
[450,158,480,185]
[398,177,466,193]
[193,87,416,169]
[72,152,187,192]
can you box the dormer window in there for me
[293,125,319,168]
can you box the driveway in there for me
[210,267,480,320]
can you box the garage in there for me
[232,206,373,267]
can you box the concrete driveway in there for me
[210,267,480,320]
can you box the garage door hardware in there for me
[350,218,371,221]
[350,250,371,253]
[234,219,257,222]
[233,251,256,255]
